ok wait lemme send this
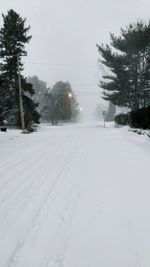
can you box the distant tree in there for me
[27,75,49,119]
[41,81,79,124]
[97,21,150,111]
[40,90,52,121]
[0,9,40,127]
[27,76,47,106]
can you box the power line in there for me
[36,90,100,94]
[74,91,100,94]
[23,61,97,68]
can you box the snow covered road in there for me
[0,123,150,267]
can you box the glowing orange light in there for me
[68,93,72,98]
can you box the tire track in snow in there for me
[45,149,85,267]
[0,134,46,172]
[5,138,80,267]
[46,193,80,267]
[0,134,75,201]
[11,141,85,267]
[0,136,70,191]
[0,136,73,207]
[0,139,75,235]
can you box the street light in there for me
[68,92,72,99]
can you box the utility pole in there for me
[17,54,25,131]
[102,110,106,128]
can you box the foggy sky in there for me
[1,0,150,121]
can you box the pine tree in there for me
[0,9,40,127]
[97,21,150,111]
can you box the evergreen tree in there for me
[97,21,150,111]
[0,9,40,127]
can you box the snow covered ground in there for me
[0,123,150,267]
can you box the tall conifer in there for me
[97,21,150,110]
[0,9,40,127]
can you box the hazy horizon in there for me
[1,0,150,121]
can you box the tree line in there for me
[1,9,150,130]
[28,76,79,125]
[0,9,79,131]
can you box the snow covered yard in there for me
[0,123,150,267]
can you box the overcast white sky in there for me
[1,0,150,120]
